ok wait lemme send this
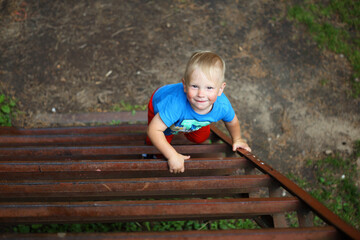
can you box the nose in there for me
[197,88,205,97]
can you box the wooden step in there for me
[0,157,249,180]
[0,197,301,224]
[0,175,272,201]
[0,227,342,240]
[0,144,229,160]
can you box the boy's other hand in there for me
[233,140,251,152]
[168,153,190,174]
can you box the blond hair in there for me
[183,51,226,86]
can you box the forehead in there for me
[189,68,221,85]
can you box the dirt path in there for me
[1,0,359,173]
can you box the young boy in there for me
[146,51,251,173]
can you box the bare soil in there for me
[1,0,359,174]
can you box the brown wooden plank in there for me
[0,227,343,240]
[0,144,229,160]
[0,157,248,173]
[0,124,147,135]
[0,132,205,147]
[0,197,301,224]
[0,157,250,180]
[0,133,147,146]
[0,175,271,201]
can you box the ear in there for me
[218,82,226,96]
[182,78,187,93]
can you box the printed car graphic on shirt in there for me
[169,119,210,134]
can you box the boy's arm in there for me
[224,115,251,152]
[147,113,190,173]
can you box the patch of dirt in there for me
[1,0,359,174]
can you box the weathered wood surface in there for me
[0,120,358,239]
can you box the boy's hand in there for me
[233,140,251,152]
[168,153,190,174]
[147,114,191,174]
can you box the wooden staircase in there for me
[0,113,359,239]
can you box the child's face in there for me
[183,68,226,115]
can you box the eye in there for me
[207,86,214,90]
[191,85,198,88]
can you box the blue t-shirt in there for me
[152,83,235,135]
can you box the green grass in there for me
[288,0,360,97]
[0,93,16,126]
[287,140,360,230]
[2,219,258,233]
[107,100,147,125]
[111,100,147,115]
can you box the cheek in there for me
[208,92,218,102]
[186,89,196,99]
